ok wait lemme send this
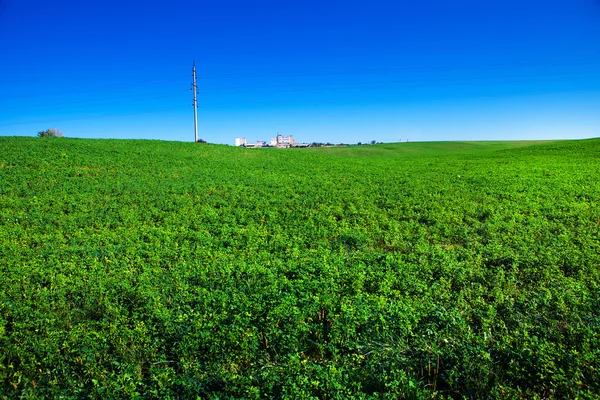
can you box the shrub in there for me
[37,128,64,137]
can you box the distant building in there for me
[270,133,294,148]
[236,134,297,148]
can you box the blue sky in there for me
[1,0,599,144]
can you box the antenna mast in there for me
[191,61,198,142]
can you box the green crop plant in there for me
[0,137,599,398]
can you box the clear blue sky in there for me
[1,0,599,144]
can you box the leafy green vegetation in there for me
[1,137,599,398]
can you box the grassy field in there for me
[1,137,599,398]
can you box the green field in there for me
[1,137,599,398]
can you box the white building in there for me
[235,137,247,147]
[270,134,294,148]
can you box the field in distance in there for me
[1,137,599,398]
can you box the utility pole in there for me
[191,61,198,142]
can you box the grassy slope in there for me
[1,137,599,398]
[303,140,549,157]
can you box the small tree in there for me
[38,128,64,138]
